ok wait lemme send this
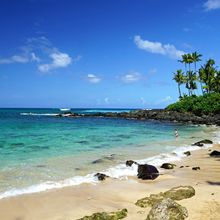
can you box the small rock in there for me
[146,198,188,220]
[184,151,191,156]
[126,160,138,167]
[137,164,159,180]
[161,163,176,169]
[94,173,109,181]
[92,159,104,164]
[210,150,220,157]
[193,139,213,146]
[179,166,184,168]
[192,167,200,171]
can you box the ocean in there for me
[0,108,218,199]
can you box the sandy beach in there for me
[0,141,219,220]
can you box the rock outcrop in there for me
[146,198,188,220]
[137,164,159,180]
[56,109,220,126]
[135,186,195,208]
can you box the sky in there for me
[0,0,220,108]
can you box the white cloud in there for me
[204,0,220,10]
[86,74,101,83]
[0,55,29,64]
[134,35,185,59]
[38,52,72,72]
[121,72,141,83]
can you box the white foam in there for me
[0,174,98,200]
[20,113,59,116]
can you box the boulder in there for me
[78,208,127,220]
[193,139,213,146]
[163,186,195,201]
[135,186,195,208]
[210,150,220,157]
[137,164,159,180]
[126,160,138,167]
[146,198,188,220]
[135,193,164,208]
[192,167,200,171]
[94,173,109,181]
[160,163,176,169]
[184,151,191,156]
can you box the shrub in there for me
[166,93,220,115]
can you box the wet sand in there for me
[0,144,220,220]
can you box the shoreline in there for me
[0,125,218,200]
[0,131,220,219]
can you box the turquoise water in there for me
[0,108,218,198]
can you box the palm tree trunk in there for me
[200,82,204,95]
[178,84,181,98]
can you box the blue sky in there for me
[0,0,220,108]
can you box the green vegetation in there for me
[166,93,220,115]
[169,52,220,115]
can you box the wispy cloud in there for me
[134,35,185,59]
[0,55,29,64]
[121,72,141,83]
[86,74,101,83]
[204,0,220,10]
[0,36,80,73]
[0,52,40,64]
[38,52,72,72]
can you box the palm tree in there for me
[198,67,205,95]
[201,59,216,93]
[191,52,202,94]
[179,54,188,72]
[186,70,197,95]
[173,69,186,98]
[213,71,220,93]
[191,52,202,73]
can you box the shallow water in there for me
[0,108,218,198]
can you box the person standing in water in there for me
[175,129,179,138]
